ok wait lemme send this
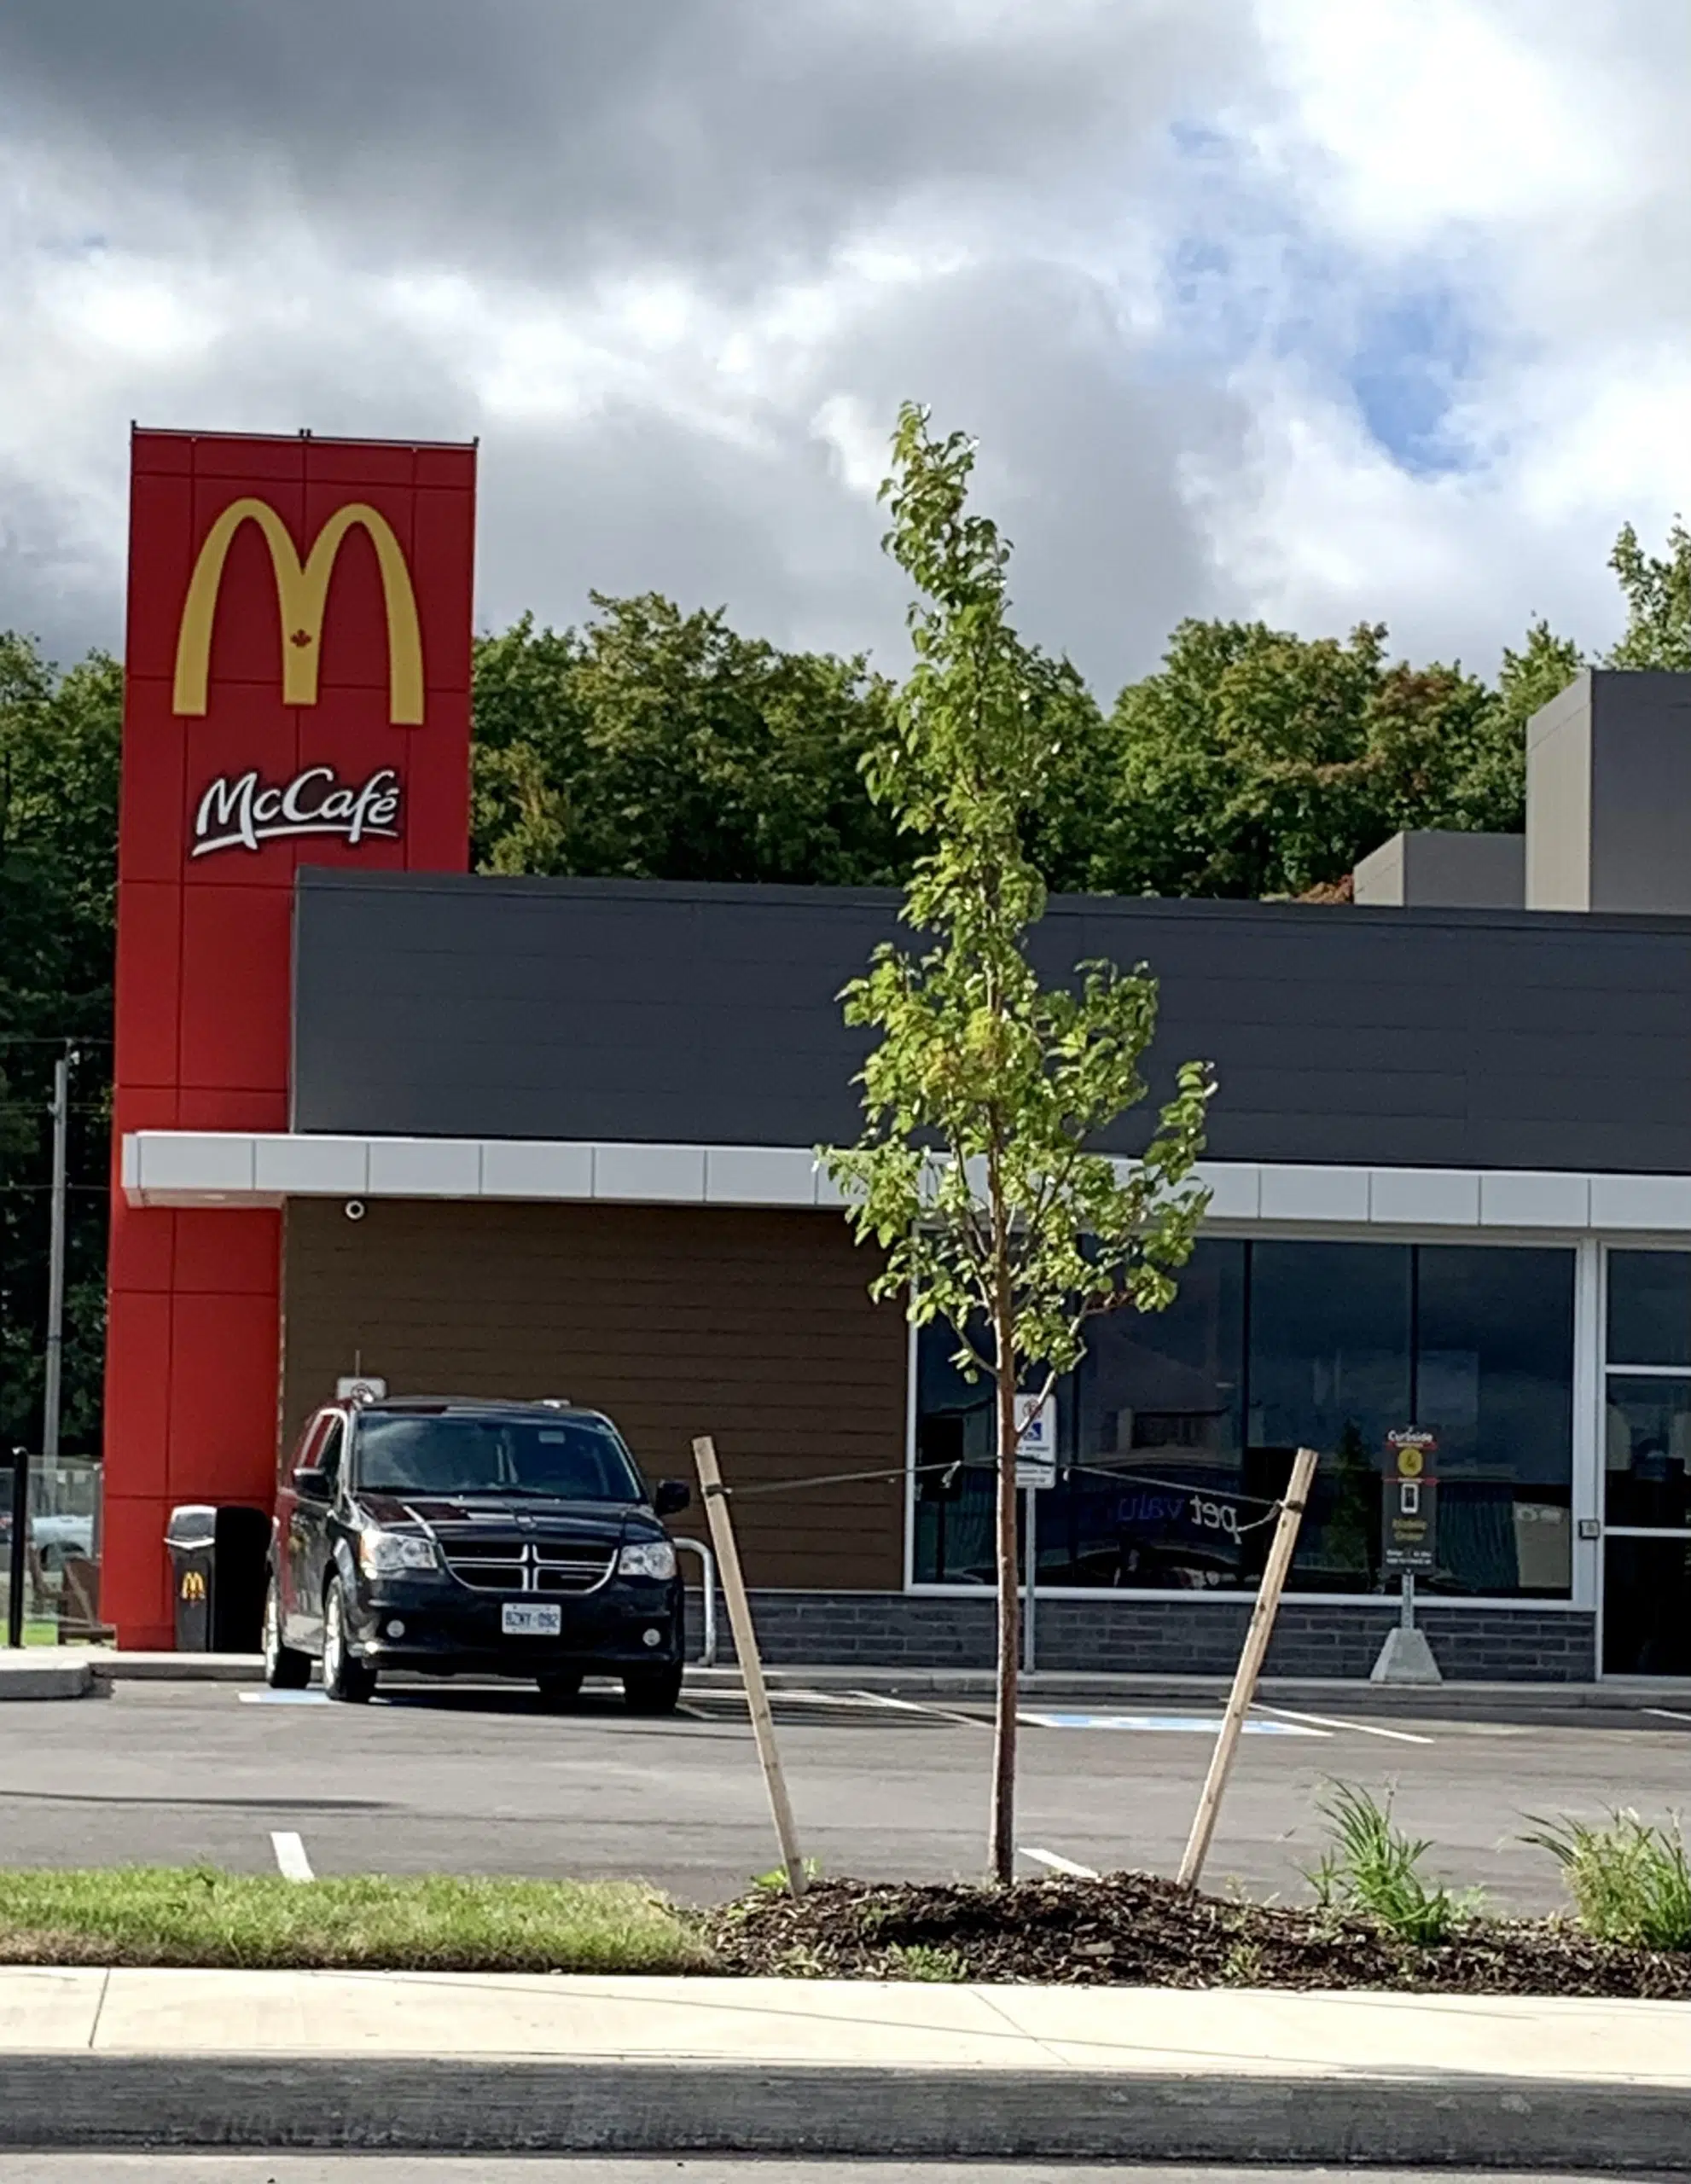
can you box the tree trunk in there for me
[989,1321,1020,1885]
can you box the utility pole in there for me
[42,1047,73,1463]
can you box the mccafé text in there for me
[192,764,403,858]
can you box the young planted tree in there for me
[824,406,1215,1882]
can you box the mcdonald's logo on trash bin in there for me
[179,1568,206,1603]
[171,497,425,724]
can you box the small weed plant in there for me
[1308,1782,1479,1946]
[883,1941,968,1983]
[753,1859,823,1893]
[1523,1810,1691,1950]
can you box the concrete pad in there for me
[44,1969,1691,2089]
[0,1970,106,2049]
[981,1982,1691,2085]
[0,1657,93,1700]
[92,1972,1033,2066]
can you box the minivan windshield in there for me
[353,1413,644,1502]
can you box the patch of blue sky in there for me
[1345,282,1482,479]
[1153,119,1491,479]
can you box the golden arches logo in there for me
[171,497,425,725]
[179,1569,206,1602]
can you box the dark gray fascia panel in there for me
[292,868,1691,1173]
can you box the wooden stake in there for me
[1177,1443,1319,1891]
[691,1435,807,1896]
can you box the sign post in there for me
[1014,1394,1056,1674]
[1371,1427,1443,1685]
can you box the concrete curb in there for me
[0,1658,95,1699]
[0,2053,1682,2165]
[9,1650,1688,1712]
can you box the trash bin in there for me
[165,1504,270,1653]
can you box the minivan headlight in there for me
[358,1530,439,1576]
[617,1540,677,1581]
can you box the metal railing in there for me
[673,1534,718,1667]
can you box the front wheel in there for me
[622,1661,683,1716]
[322,1577,377,1704]
[262,1572,311,1690]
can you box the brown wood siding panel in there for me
[281,1200,906,1591]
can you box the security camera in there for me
[344,1199,367,1223]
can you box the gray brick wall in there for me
[688,1591,1595,1682]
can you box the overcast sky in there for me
[3,0,1688,694]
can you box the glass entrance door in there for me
[1602,1253,1691,1676]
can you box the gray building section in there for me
[1527,671,1691,913]
[1353,829,1524,909]
[294,867,1691,1174]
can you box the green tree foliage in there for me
[1606,518,1691,671]
[0,635,121,1453]
[823,407,1213,1879]
[471,596,908,886]
[1102,619,1520,897]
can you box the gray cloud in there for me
[0,0,1259,693]
[0,0,1247,285]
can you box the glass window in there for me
[1416,1246,1573,1596]
[1058,1240,1246,1590]
[1604,1377,1691,1529]
[352,1413,643,1502]
[912,1325,1002,1589]
[910,1237,1577,1600]
[1603,1535,1691,1675]
[1250,1242,1411,1594]
[316,1419,345,1490]
[1608,1252,1691,1368]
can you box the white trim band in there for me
[119,1132,1691,1234]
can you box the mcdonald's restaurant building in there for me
[107,428,1691,1683]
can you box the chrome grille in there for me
[440,1538,614,1595]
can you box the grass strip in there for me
[0,1867,713,1972]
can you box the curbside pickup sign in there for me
[1014,1392,1057,1490]
[1383,1426,1438,1574]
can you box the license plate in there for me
[501,1602,562,1637]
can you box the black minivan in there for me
[264,1394,691,1711]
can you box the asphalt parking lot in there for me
[3,1677,1688,1908]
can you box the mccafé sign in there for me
[171,493,427,863]
[192,764,402,858]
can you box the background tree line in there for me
[2,519,1688,1455]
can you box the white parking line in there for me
[1019,1844,1101,1879]
[1645,1707,1691,1726]
[843,1687,990,1729]
[1254,1703,1434,1745]
[270,1830,314,1882]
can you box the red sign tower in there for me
[105,431,475,1645]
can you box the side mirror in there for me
[653,1478,691,1518]
[292,1467,332,1504]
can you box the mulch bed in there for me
[706,1871,1691,1998]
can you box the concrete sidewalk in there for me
[1,1966,1686,2163]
